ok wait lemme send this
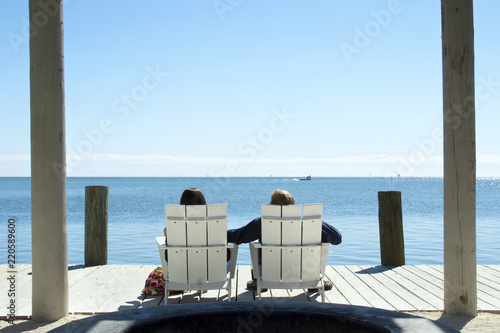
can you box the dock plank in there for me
[0,264,31,277]
[236,265,255,301]
[306,289,326,303]
[0,264,31,292]
[0,264,9,275]
[322,271,349,304]
[482,265,500,279]
[289,288,310,302]
[257,288,274,301]
[13,266,33,317]
[218,284,230,303]
[397,266,443,300]
[369,265,441,311]
[199,289,221,303]
[96,265,152,312]
[12,266,33,310]
[415,265,442,279]
[477,265,500,289]
[68,265,105,313]
[163,289,183,305]
[69,265,117,313]
[408,266,445,290]
[333,265,395,310]
[324,266,372,307]
[178,291,202,304]
[356,265,436,311]
[2,264,500,318]
[118,265,157,311]
[429,265,500,310]
[269,288,291,301]
[230,269,238,302]
[140,294,163,307]
[349,266,416,311]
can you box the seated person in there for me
[163,188,206,237]
[227,189,342,291]
[227,189,342,245]
[163,188,207,295]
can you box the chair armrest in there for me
[320,243,329,275]
[155,236,168,276]
[155,236,166,247]
[254,244,321,250]
[249,242,261,279]
[163,245,228,251]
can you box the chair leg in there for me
[257,280,261,301]
[164,281,169,305]
[319,279,325,303]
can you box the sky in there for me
[1,0,499,177]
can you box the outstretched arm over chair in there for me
[227,217,262,245]
[228,217,341,246]
[321,222,342,245]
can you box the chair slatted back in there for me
[165,204,227,284]
[300,204,323,282]
[206,204,228,282]
[261,203,323,284]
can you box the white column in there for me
[442,0,477,316]
[30,0,68,321]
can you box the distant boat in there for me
[299,175,312,181]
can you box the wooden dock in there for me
[2,264,500,318]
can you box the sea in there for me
[2,177,499,267]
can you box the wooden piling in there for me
[442,0,477,316]
[378,191,405,266]
[30,0,68,321]
[85,186,109,266]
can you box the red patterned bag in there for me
[142,266,165,295]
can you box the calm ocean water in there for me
[2,177,499,266]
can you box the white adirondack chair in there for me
[156,204,238,304]
[249,204,329,302]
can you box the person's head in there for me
[180,188,206,205]
[270,189,295,205]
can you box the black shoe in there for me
[308,280,332,292]
[247,279,268,292]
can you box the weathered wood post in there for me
[85,186,109,266]
[30,0,68,321]
[378,191,405,266]
[442,0,477,316]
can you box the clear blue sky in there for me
[1,1,499,177]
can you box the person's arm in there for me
[321,221,342,245]
[227,217,262,245]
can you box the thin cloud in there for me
[478,154,500,164]
[0,155,30,161]
[0,153,484,164]
[2,153,497,165]
[65,153,444,165]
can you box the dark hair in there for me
[180,188,206,205]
